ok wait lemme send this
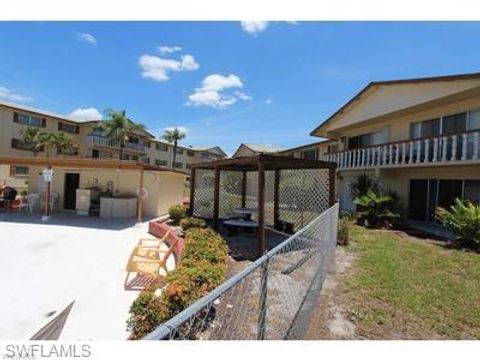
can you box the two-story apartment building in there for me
[0,100,226,186]
[308,72,480,222]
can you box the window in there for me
[92,150,113,159]
[187,150,195,157]
[186,163,192,169]
[58,122,79,134]
[302,148,317,160]
[156,143,169,152]
[143,141,151,148]
[410,118,440,139]
[155,159,168,167]
[347,128,388,149]
[13,112,45,127]
[173,161,183,169]
[9,166,29,178]
[464,180,480,204]
[143,157,150,164]
[11,138,42,151]
[468,109,480,130]
[442,112,467,136]
[175,148,184,155]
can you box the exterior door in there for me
[64,173,80,210]
[437,180,463,209]
[409,179,429,220]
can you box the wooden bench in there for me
[223,219,258,236]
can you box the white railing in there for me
[87,135,147,153]
[323,130,480,169]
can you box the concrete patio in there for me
[0,211,160,340]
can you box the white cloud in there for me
[158,46,182,54]
[77,32,97,45]
[187,74,251,109]
[139,49,199,82]
[163,126,189,134]
[68,107,102,122]
[241,21,269,34]
[0,87,32,102]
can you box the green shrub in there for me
[168,204,187,225]
[350,174,379,200]
[179,217,206,231]
[337,218,350,246]
[127,227,228,339]
[353,190,401,228]
[435,198,480,250]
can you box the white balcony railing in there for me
[87,135,147,153]
[322,130,480,170]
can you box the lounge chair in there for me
[124,234,178,290]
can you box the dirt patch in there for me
[304,246,357,339]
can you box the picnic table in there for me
[223,218,259,236]
[233,207,257,221]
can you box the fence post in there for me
[257,256,269,340]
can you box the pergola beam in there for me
[213,166,221,230]
[189,167,196,216]
[257,159,266,257]
[273,169,280,231]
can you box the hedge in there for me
[127,227,228,339]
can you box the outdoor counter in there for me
[99,196,137,218]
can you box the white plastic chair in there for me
[26,193,40,213]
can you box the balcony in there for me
[324,130,480,170]
[87,135,147,153]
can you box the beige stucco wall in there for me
[338,165,480,212]
[322,80,480,135]
[24,166,184,218]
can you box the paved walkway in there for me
[0,212,157,340]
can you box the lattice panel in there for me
[278,169,330,232]
[192,169,215,219]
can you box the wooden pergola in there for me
[189,154,337,257]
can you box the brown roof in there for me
[0,157,186,174]
[310,71,480,137]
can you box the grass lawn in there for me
[344,225,480,339]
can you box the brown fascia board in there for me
[309,72,480,137]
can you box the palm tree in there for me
[20,126,43,157]
[94,109,145,160]
[162,127,186,168]
[51,132,79,157]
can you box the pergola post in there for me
[328,166,336,207]
[189,167,196,216]
[273,169,280,230]
[213,166,221,230]
[257,160,266,257]
[137,167,144,223]
[241,170,247,208]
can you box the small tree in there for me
[354,190,400,228]
[162,127,186,168]
[20,126,43,157]
[436,198,480,250]
[350,174,379,200]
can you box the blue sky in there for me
[1,21,480,154]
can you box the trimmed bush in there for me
[168,204,187,225]
[127,227,228,339]
[435,198,480,250]
[179,217,206,231]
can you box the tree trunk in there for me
[172,140,178,168]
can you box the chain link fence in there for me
[144,203,339,340]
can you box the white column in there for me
[451,135,457,161]
[362,149,366,167]
[395,145,400,165]
[424,139,430,163]
[474,132,479,160]
[416,140,421,163]
[432,138,438,162]
[401,142,406,164]
[462,133,468,161]
[408,141,414,164]
[442,137,448,161]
